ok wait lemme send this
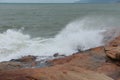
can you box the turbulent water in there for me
[0,3,120,61]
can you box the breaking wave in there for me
[0,17,118,61]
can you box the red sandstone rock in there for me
[0,65,113,80]
[0,62,24,71]
[97,63,120,79]
[1,36,120,80]
[108,36,120,47]
[0,46,114,80]
[105,36,120,60]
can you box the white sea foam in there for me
[0,18,115,62]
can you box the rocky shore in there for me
[0,36,120,80]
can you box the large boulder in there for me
[105,46,120,60]
[105,36,120,60]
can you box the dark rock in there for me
[53,53,66,58]
[10,55,37,63]
[53,53,59,57]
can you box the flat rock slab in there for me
[0,65,113,80]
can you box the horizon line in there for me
[0,1,120,4]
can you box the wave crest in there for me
[0,17,119,61]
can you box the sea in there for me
[0,3,120,61]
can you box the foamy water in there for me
[0,4,120,62]
[0,18,108,62]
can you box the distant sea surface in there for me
[0,3,120,61]
[0,3,120,37]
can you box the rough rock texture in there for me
[10,55,37,63]
[0,55,53,71]
[0,66,113,80]
[0,62,24,71]
[0,36,120,80]
[0,55,38,71]
[105,36,120,60]
[0,46,115,80]
[105,46,120,60]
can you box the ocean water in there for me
[0,3,120,61]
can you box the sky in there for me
[0,0,78,3]
[0,0,119,3]
[76,0,120,3]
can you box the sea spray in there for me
[0,19,114,61]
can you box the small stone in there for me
[53,53,59,57]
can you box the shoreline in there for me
[0,36,120,80]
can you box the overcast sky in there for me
[0,0,119,3]
[0,0,78,3]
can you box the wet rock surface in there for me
[0,36,120,80]
[0,62,24,71]
[10,55,37,63]
[0,55,52,71]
